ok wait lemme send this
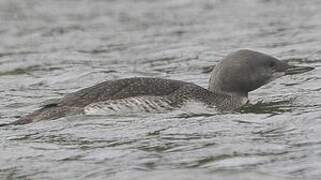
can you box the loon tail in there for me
[0,115,34,127]
[0,106,83,126]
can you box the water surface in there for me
[1,0,321,179]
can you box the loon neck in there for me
[212,90,249,107]
[231,92,249,106]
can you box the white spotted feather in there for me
[84,96,175,115]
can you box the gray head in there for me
[209,49,312,96]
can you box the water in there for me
[1,0,321,179]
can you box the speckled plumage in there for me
[14,77,241,125]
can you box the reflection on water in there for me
[1,0,321,179]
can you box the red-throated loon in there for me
[1,49,313,126]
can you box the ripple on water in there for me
[1,0,321,179]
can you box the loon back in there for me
[11,77,238,125]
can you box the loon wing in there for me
[11,77,191,125]
[84,95,177,115]
[58,77,189,107]
[12,77,210,125]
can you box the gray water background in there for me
[1,0,321,179]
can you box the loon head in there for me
[209,49,313,97]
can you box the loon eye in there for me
[269,61,276,68]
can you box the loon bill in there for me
[2,49,314,126]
